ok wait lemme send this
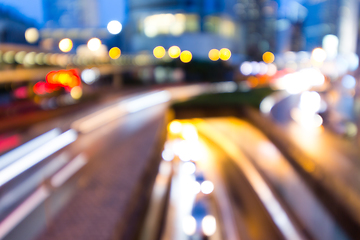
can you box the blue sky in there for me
[0,0,126,27]
[99,0,126,27]
[0,0,43,24]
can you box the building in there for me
[42,0,99,28]
[275,0,358,55]
[0,4,37,44]
[124,0,243,60]
[40,0,113,53]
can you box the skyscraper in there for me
[125,0,242,59]
[42,0,99,28]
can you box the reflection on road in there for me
[150,117,352,240]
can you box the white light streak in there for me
[72,91,172,133]
[0,186,49,238]
[260,96,276,114]
[125,91,171,113]
[0,129,61,170]
[51,154,87,188]
[0,129,77,187]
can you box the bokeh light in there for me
[192,181,201,194]
[299,91,321,113]
[260,96,276,114]
[201,180,214,194]
[342,75,356,89]
[59,38,73,52]
[46,69,81,90]
[182,216,196,235]
[15,51,26,64]
[262,52,275,63]
[251,61,260,75]
[181,162,196,175]
[107,20,122,34]
[81,68,99,84]
[181,124,198,141]
[208,49,219,61]
[35,53,45,65]
[248,76,259,88]
[346,53,359,71]
[168,46,181,58]
[311,48,327,63]
[3,51,15,64]
[322,34,338,59]
[87,38,102,51]
[25,28,39,44]
[346,122,358,137]
[240,61,252,75]
[267,63,277,76]
[24,52,36,66]
[291,108,323,129]
[70,86,82,99]
[169,120,182,134]
[258,62,268,75]
[180,50,192,63]
[153,46,166,59]
[143,13,188,37]
[275,68,325,94]
[109,47,121,59]
[219,48,231,61]
[202,215,216,236]
[162,149,174,161]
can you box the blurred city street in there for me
[1,0,360,240]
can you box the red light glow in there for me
[46,69,81,90]
[13,86,29,99]
[0,134,20,154]
[34,69,82,95]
